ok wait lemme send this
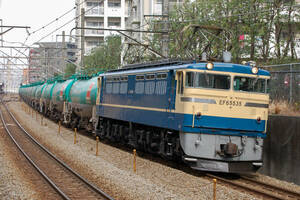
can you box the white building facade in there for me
[75,0,130,57]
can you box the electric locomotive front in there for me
[176,62,270,172]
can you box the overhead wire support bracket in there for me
[70,27,167,58]
[73,27,168,34]
[0,25,31,36]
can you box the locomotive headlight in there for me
[206,62,214,70]
[251,66,259,74]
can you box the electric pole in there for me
[80,8,85,71]
[162,0,169,58]
[62,31,66,74]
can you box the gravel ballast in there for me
[0,119,39,199]
[8,101,300,199]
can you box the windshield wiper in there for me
[204,71,210,86]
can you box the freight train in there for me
[19,60,270,173]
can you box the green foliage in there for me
[64,63,77,78]
[83,35,121,74]
[124,0,300,64]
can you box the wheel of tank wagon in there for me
[64,114,71,128]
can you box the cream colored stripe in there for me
[100,103,175,112]
[99,103,267,120]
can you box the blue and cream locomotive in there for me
[95,60,270,173]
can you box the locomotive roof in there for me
[102,62,270,77]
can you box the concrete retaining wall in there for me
[259,115,300,185]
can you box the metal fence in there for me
[263,63,300,103]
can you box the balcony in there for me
[106,7,122,16]
[85,7,104,16]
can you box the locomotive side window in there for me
[120,76,128,81]
[185,72,230,90]
[157,73,167,79]
[106,77,113,82]
[136,75,145,81]
[146,74,155,80]
[234,76,268,93]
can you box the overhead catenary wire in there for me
[32,0,105,45]
[23,0,89,44]
[4,0,89,72]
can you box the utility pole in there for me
[0,19,3,46]
[80,8,85,71]
[62,31,66,74]
[162,0,169,58]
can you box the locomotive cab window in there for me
[186,72,230,90]
[234,76,268,93]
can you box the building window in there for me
[86,2,104,15]
[86,40,102,47]
[108,0,121,7]
[108,17,121,27]
[86,2,103,7]
[86,21,104,27]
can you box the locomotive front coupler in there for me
[217,142,239,157]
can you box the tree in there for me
[84,35,121,74]
[126,0,300,63]
[64,63,77,78]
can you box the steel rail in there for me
[1,101,114,200]
[207,174,300,200]
[241,176,300,199]
[0,102,70,200]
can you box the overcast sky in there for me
[0,0,75,48]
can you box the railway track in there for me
[0,102,114,200]
[207,174,300,200]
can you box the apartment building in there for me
[75,0,130,58]
[122,0,183,64]
[125,0,183,40]
[28,42,77,82]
